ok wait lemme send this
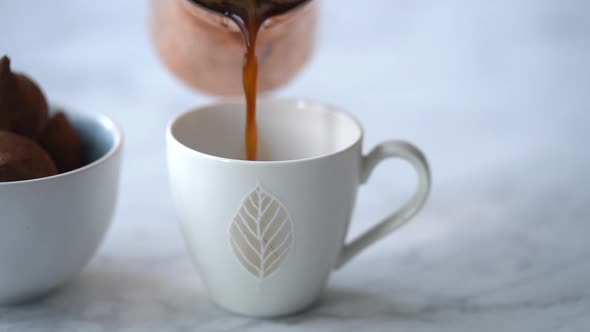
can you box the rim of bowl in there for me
[0,109,123,186]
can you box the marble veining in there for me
[1,0,589,331]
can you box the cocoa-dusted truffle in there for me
[0,56,49,139]
[0,58,12,132]
[0,131,58,182]
[0,103,9,132]
[39,112,82,173]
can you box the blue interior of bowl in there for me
[63,111,117,166]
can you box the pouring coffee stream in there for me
[187,0,312,161]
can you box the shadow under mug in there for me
[167,99,431,317]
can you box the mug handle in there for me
[336,140,432,268]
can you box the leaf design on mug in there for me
[229,185,293,279]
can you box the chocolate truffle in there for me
[0,56,49,139]
[0,104,9,132]
[0,131,58,182]
[39,112,82,173]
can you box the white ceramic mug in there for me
[167,99,431,317]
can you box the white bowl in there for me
[0,110,123,304]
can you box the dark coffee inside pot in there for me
[187,0,311,160]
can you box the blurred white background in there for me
[2,0,588,211]
[1,1,589,330]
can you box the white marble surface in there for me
[1,0,590,331]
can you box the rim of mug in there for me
[0,107,124,186]
[167,97,365,165]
